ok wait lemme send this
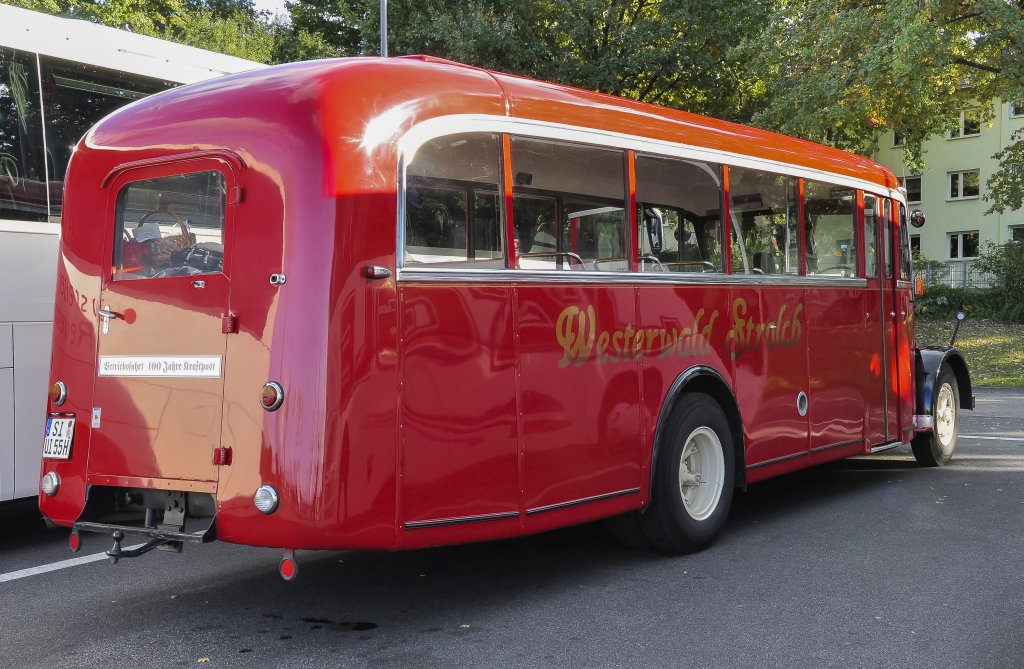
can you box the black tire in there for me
[912,363,960,467]
[640,394,735,553]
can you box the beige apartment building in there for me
[874,100,1024,287]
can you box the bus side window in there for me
[864,193,878,278]
[510,137,627,271]
[729,167,799,275]
[404,132,503,268]
[634,155,723,273]
[804,180,856,277]
[898,203,911,281]
[114,171,226,280]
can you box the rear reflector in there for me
[49,381,68,407]
[69,531,81,552]
[279,550,298,581]
[261,382,284,412]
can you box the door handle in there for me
[192,280,206,289]
[98,307,122,320]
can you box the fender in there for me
[649,366,746,494]
[914,347,974,433]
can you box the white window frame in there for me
[948,230,980,260]
[892,131,904,147]
[947,109,982,139]
[1011,102,1024,119]
[948,169,981,201]
[1010,225,1024,244]
[899,176,922,204]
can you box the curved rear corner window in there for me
[404,132,504,268]
[113,171,226,280]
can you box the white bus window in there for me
[0,47,47,222]
[511,137,626,271]
[40,55,173,220]
[635,155,723,273]
[729,167,799,275]
[404,132,504,268]
[805,180,856,277]
[113,171,226,280]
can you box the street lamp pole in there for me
[380,0,388,57]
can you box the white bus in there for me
[0,4,263,505]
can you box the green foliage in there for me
[973,241,1024,320]
[285,0,774,122]
[746,0,1024,190]
[986,128,1024,214]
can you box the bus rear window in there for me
[113,171,226,280]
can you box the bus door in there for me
[89,164,233,485]
[894,204,915,442]
[862,194,887,446]
[879,198,901,442]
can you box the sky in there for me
[251,0,289,18]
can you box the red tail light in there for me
[49,381,68,406]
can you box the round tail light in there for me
[41,471,60,497]
[260,382,284,412]
[254,484,279,514]
[49,381,68,407]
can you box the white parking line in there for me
[0,544,144,584]
[961,435,1024,442]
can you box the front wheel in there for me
[641,394,735,553]
[912,363,960,467]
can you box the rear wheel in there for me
[912,363,960,467]
[641,394,735,553]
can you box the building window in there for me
[948,170,980,200]
[947,109,982,139]
[910,234,921,256]
[899,176,922,203]
[892,131,904,147]
[948,231,980,259]
[1011,102,1023,118]
[1011,226,1024,243]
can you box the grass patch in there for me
[915,317,1024,387]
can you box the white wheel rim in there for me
[935,383,956,452]
[677,426,725,521]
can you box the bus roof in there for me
[84,55,900,193]
[0,4,264,84]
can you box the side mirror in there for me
[643,207,664,254]
[909,209,926,228]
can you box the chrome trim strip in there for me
[869,441,902,454]
[398,116,902,203]
[810,438,862,454]
[404,511,520,530]
[398,268,868,288]
[526,487,641,516]
[746,451,806,470]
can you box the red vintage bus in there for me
[39,56,971,577]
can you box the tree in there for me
[284,0,774,122]
[8,0,312,64]
[747,0,1024,211]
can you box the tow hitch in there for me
[107,530,181,563]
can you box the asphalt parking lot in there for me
[2,386,1022,668]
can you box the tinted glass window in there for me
[898,204,911,280]
[40,55,173,219]
[729,167,799,275]
[511,137,626,271]
[0,48,47,222]
[635,155,723,273]
[405,133,504,267]
[114,171,226,280]
[805,180,856,277]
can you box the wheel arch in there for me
[915,347,974,418]
[650,366,746,494]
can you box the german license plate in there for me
[43,417,75,460]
